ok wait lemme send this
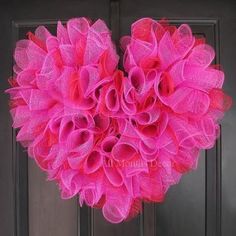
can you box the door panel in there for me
[93,209,140,236]
[1,0,235,236]
[28,161,78,236]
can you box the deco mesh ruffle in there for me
[6,17,232,223]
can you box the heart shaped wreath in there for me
[6,17,232,223]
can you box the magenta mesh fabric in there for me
[6,17,232,223]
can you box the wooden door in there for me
[1,0,235,235]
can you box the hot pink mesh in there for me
[6,17,232,223]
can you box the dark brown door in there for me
[1,0,235,235]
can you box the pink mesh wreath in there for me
[6,17,232,223]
